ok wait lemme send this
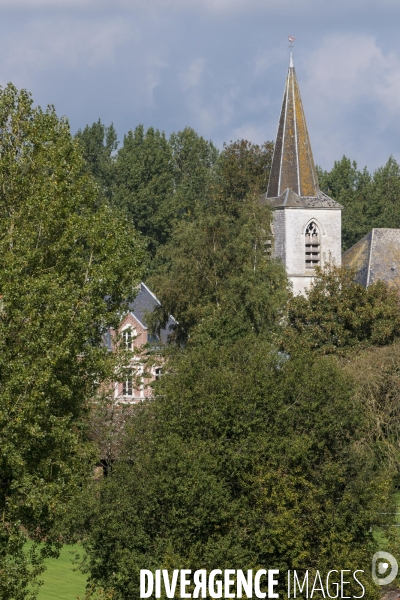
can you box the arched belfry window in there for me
[305,222,320,268]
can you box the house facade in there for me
[105,282,176,403]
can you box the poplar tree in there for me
[75,119,118,203]
[113,126,218,258]
[113,125,175,256]
[318,156,400,251]
[0,85,145,599]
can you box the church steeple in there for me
[262,51,342,296]
[267,53,319,198]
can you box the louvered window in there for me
[265,239,272,256]
[305,222,320,268]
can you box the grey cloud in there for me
[0,17,133,81]
[301,34,400,169]
[180,58,205,92]
[1,0,399,16]
[0,2,397,173]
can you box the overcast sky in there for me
[1,0,400,171]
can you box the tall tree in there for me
[366,156,400,230]
[169,127,218,218]
[75,119,118,203]
[0,85,145,600]
[148,195,288,343]
[216,139,274,213]
[113,126,219,259]
[318,156,371,251]
[113,125,175,256]
[148,138,279,341]
[318,156,400,251]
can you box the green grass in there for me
[35,544,87,600]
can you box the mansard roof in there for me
[261,187,342,210]
[266,54,320,200]
[342,229,400,288]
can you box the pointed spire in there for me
[266,56,319,198]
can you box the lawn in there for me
[35,544,87,600]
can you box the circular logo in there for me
[372,551,398,585]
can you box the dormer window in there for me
[305,222,320,268]
[122,327,136,351]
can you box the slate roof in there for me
[263,55,341,212]
[128,282,176,344]
[266,53,319,199]
[342,229,400,288]
[261,187,342,210]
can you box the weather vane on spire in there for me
[288,35,295,48]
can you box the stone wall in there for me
[273,207,342,295]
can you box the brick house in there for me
[104,282,176,403]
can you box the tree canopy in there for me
[148,196,288,343]
[0,85,145,600]
[146,138,281,342]
[318,156,400,251]
[4,97,400,600]
[281,264,400,356]
[81,333,398,600]
[75,119,118,204]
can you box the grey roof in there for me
[264,55,342,213]
[128,282,176,344]
[342,229,400,288]
[261,187,342,210]
[266,55,319,199]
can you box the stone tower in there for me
[261,54,342,295]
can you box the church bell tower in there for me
[261,54,342,295]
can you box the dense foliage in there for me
[68,118,400,599]
[282,263,400,356]
[0,86,145,600]
[74,123,273,262]
[318,155,400,251]
[75,119,118,204]
[81,334,398,600]
[147,197,288,343]
[108,125,218,257]
[77,121,400,256]
[145,138,280,341]
[2,97,400,600]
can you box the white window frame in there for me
[122,369,133,396]
[121,325,137,351]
